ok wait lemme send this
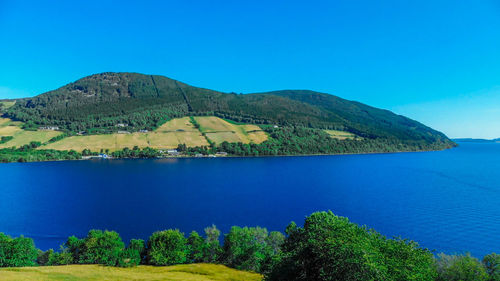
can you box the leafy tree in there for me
[118,239,145,267]
[0,233,38,267]
[435,253,489,281]
[74,230,125,266]
[377,237,437,281]
[64,235,84,262]
[266,211,436,281]
[187,231,204,263]
[483,253,500,281]
[0,147,81,163]
[128,239,146,264]
[36,249,53,266]
[47,251,74,265]
[147,229,188,265]
[222,226,281,272]
[203,225,222,263]
[260,231,285,274]
[0,136,13,144]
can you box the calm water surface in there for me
[0,142,499,257]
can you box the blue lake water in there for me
[0,141,499,257]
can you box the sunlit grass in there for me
[0,263,262,281]
[0,118,62,149]
[0,101,16,109]
[42,117,209,152]
[41,116,266,152]
[194,116,268,145]
[324,129,359,140]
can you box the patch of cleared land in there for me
[1,116,268,152]
[0,118,62,149]
[325,129,358,140]
[147,117,209,149]
[0,263,262,281]
[43,117,209,152]
[194,116,268,144]
[42,117,267,152]
[0,101,16,109]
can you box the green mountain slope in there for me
[3,72,454,149]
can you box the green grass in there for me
[0,101,15,109]
[194,116,268,145]
[42,117,267,152]
[0,264,262,281]
[0,117,63,149]
[0,116,268,152]
[324,129,359,140]
[43,117,209,152]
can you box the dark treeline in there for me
[0,136,13,144]
[0,141,81,163]
[180,127,455,157]
[0,126,456,163]
[0,212,498,281]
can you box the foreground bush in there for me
[265,211,437,281]
[118,239,145,267]
[483,253,500,281]
[221,226,284,273]
[65,230,125,266]
[147,229,188,265]
[0,233,38,267]
[187,225,223,263]
[0,212,498,281]
[435,253,490,281]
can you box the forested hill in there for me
[4,72,452,147]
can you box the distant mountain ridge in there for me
[3,72,453,148]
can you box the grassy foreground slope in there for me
[0,264,262,281]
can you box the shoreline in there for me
[1,145,457,164]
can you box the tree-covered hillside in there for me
[3,72,454,149]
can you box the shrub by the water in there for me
[122,239,146,266]
[0,233,38,267]
[67,230,125,266]
[187,225,223,263]
[265,211,437,281]
[435,253,490,281]
[0,212,498,281]
[146,229,188,266]
[222,226,284,273]
[483,253,500,281]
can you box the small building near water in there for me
[39,126,59,131]
[167,149,179,156]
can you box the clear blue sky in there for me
[1,1,499,138]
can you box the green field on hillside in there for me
[195,116,268,144]
[324,129,358,140]
[39,116,267,152]
[0,118,63,149]
[0,264,262,281]
[0,101,16,109]
[42,117,209,152]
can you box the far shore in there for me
[2,145,457,164]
